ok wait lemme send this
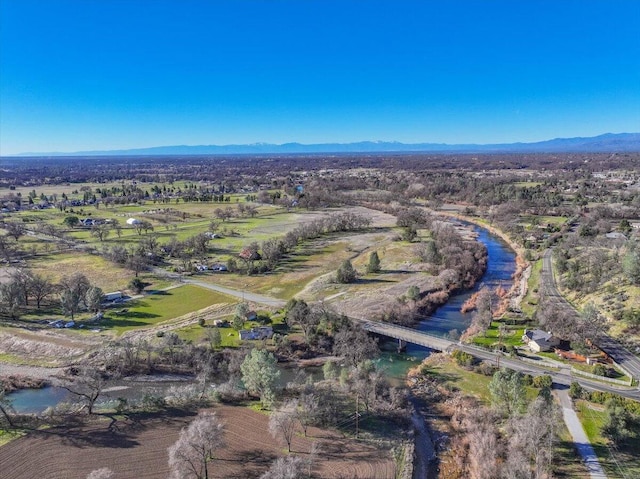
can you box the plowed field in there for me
[0,406,395,478]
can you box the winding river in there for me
[377,221,517,376]
[9,222,517,413]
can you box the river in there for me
[9,222,517,413]
[377,221,517,378]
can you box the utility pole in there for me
[355,393,359,439]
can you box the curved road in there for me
[542,249,640,382]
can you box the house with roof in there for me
[239,248,261,262]
[239,326,274,341]
[522,329,560,352]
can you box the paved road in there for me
[150,267,286,307]
[186,279,286,308]
[354,314,640,400]
[149,268,640,400]
[554,387,608,479]
[542,249,640,381]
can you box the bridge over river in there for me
[354,316,640,400]
[358,318,456,351]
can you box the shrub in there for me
[593,363,607,377]
[451,349,474,368]
[533,374,553,389]
[476,361,497,376]
[367,251,381,273]
[569,381,584,399]
[323,361,339,380]
[129,278,145,294]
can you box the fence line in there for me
[570,367,633,386]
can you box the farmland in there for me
[2,153,640,478]
[0,405,396,479]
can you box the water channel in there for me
[9,221,517,413]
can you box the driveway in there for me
[554,387,607,479]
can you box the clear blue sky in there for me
[1,0,639,155]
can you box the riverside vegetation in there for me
[1,152,640,478]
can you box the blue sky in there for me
[1,0,639,155]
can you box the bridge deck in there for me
[358,318,455,351]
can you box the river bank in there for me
[433,209,530,313]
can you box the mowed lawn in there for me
[103,285,234,332]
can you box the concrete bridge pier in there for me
[397,339,407,352]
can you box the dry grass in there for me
[27,253,136,293]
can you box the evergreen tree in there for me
[336,260,357,284]
[366,251,381,273]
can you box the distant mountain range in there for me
[13,132,640,156]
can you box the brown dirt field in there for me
[0,405,396,479]
[0,329,100,366]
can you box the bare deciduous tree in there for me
[259,455,308,479]
[30,273,56,309]
[90,223,111,242]
[504,396,559,479]
[0,388,16,430]
[332,322,379,368]
[86,468,114,479]
[269,400,299,452]
[168,411,225,479]
[62,367,106,414]
[4,221,26,242]
[296,392,319,437]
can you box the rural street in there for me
[152,269,640,400]
[186,278,286,308]
[150,267,286,307]
[554,387,608,479]
[542,249,640,381]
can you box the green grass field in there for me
[576,400,640,476]
[175,310,288,347]
[101,285,235,333]
[472,321,525,349]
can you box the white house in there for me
[522,329,560,352]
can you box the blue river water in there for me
[377,221,517,377]
[9,221,517,413]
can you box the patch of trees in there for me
[280,302,379,365]
[418,357,559,479]
[0,270,102,320]
[233,212,370,275]
[553,235,622,295]
[536,297,608,349]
